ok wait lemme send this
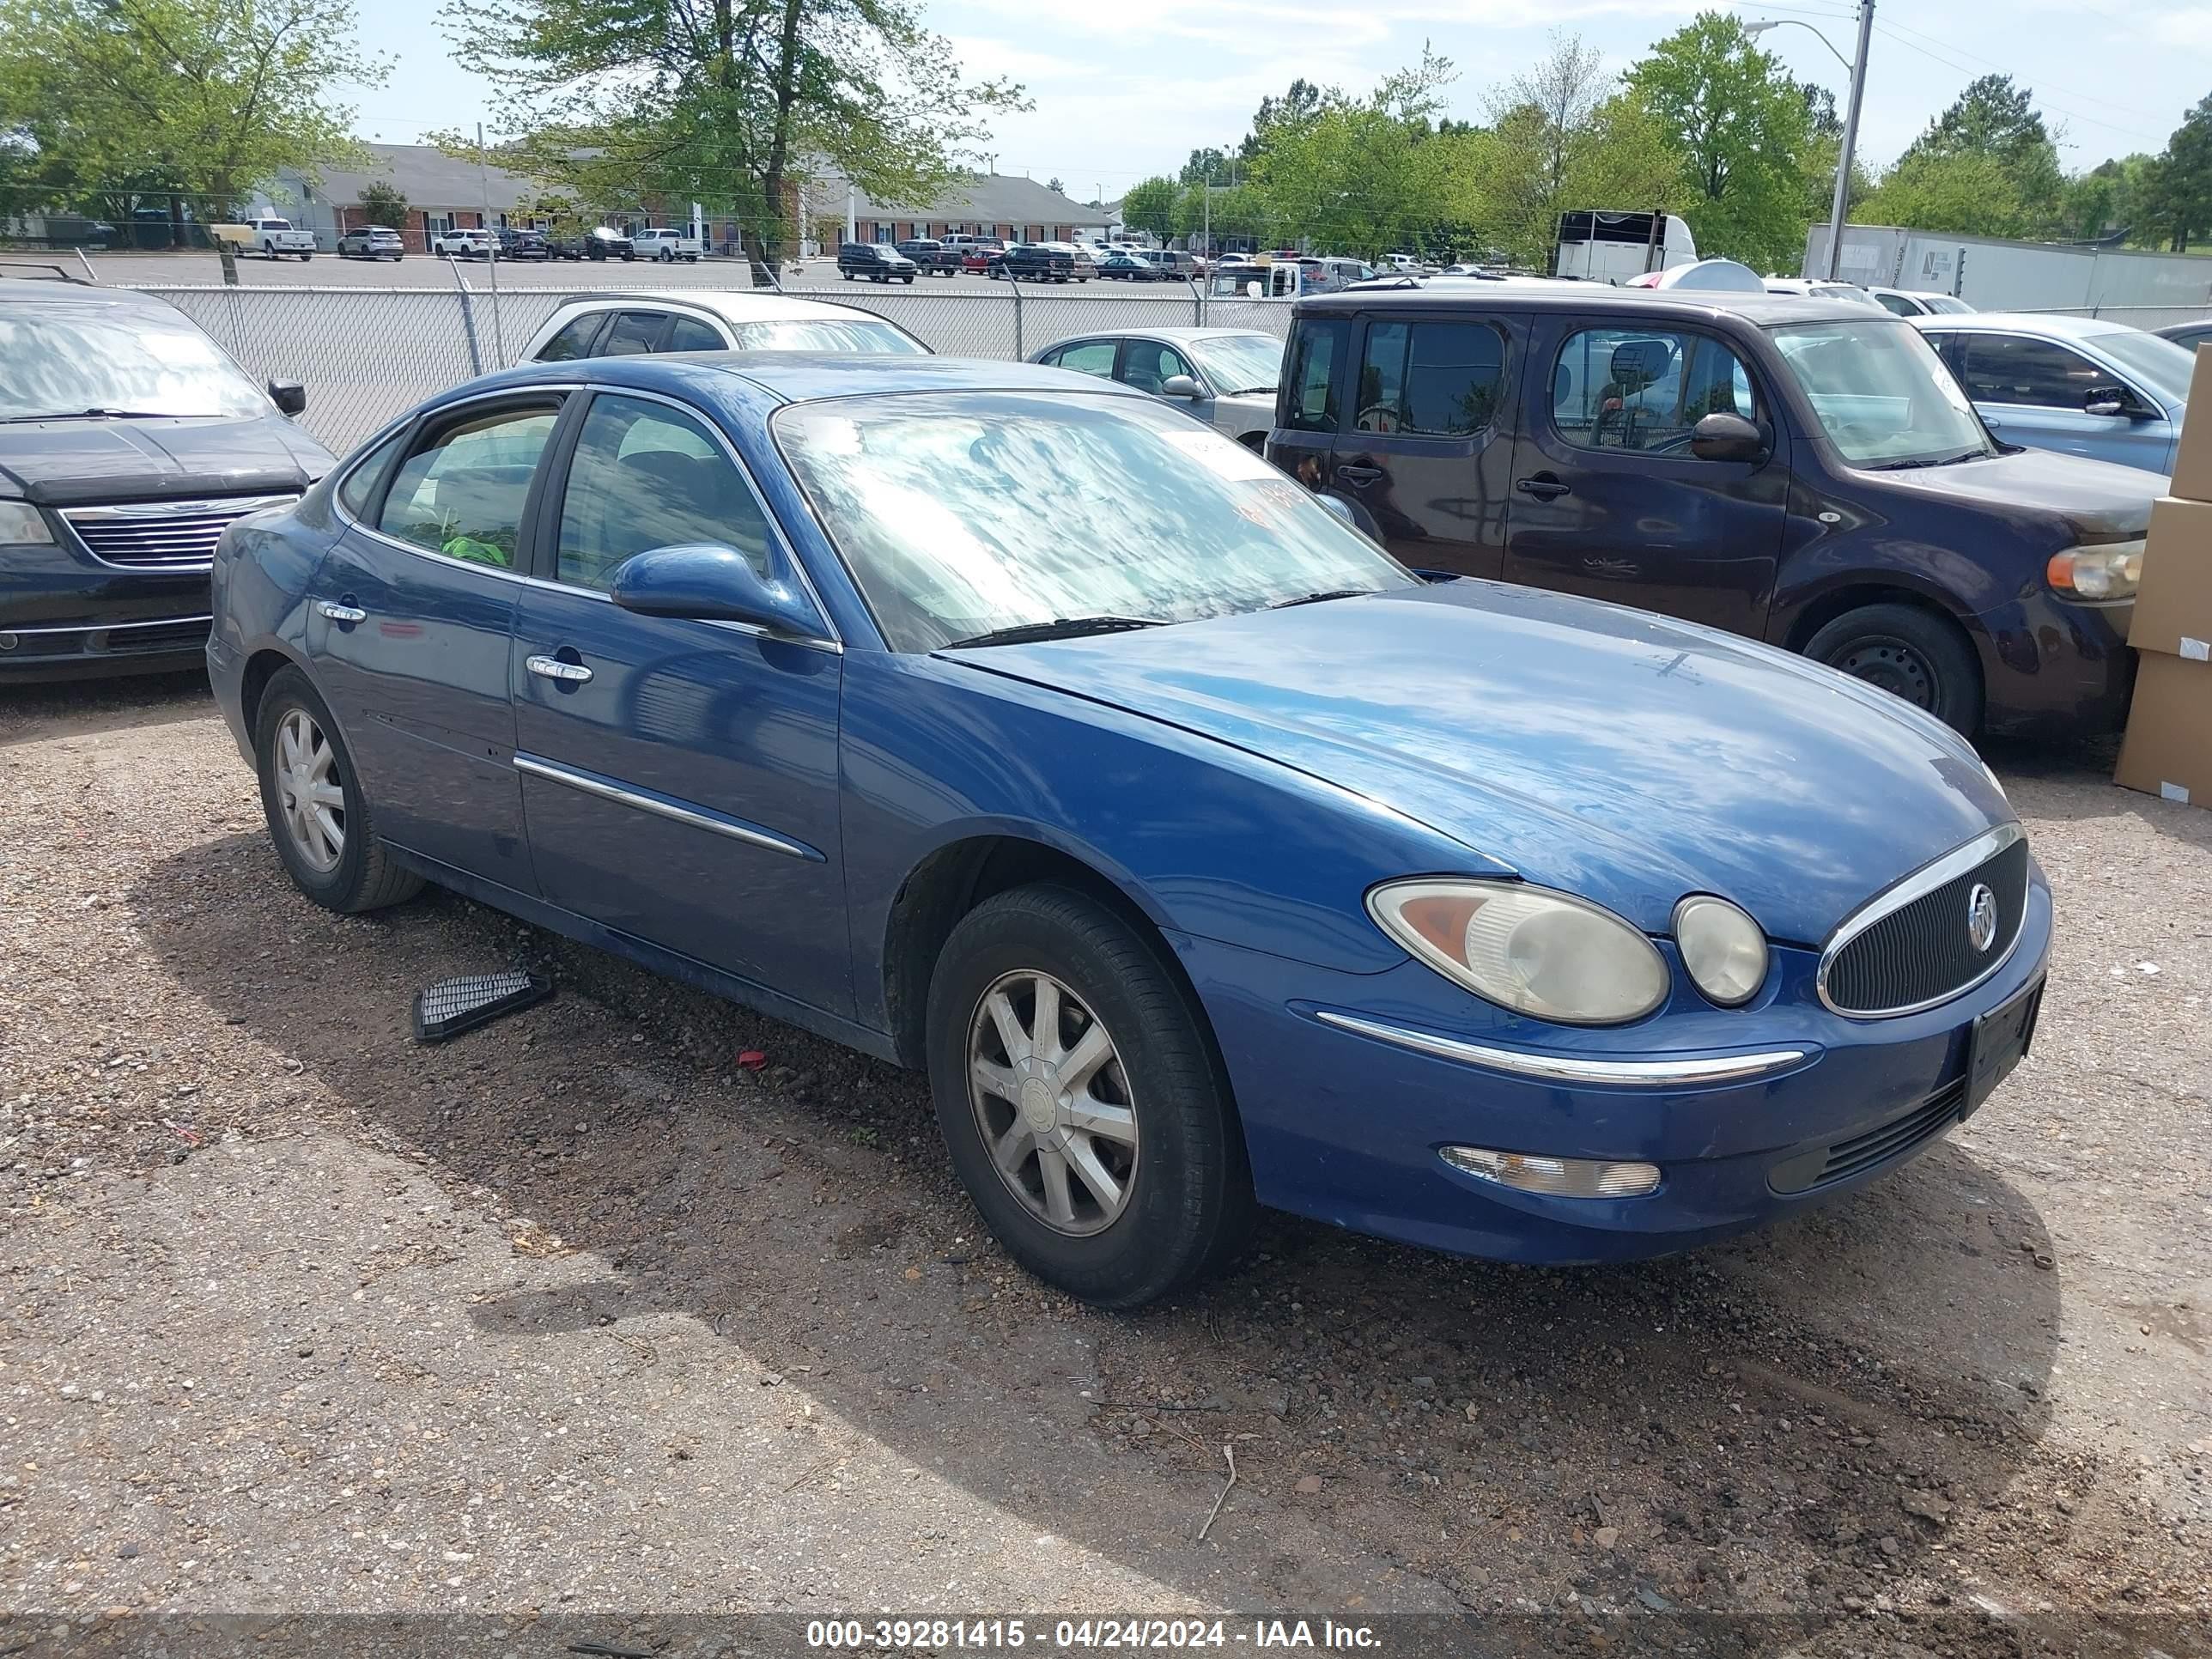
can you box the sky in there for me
[335,0,2212,204]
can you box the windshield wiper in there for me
[1267,587,1376,609]
[1224,385,1277,397]
[0,407,179,423]
[942,615,1165,649]
[1869,448,1990,471]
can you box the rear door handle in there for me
[1516,475,1571,501]
[1334,464,1382,486]
[526,653,594,684]
[316,599,367,623]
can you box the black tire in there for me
[1803,602,1982,736]
[254,666,423,915]
[926,884,1255,1308]
[902,273,915,284]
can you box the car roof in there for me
[549,289,897,325]
[1297,284,1881,327]
[470,352,1157,411]
[0,277,180,315]
[1049,326,1268,343]
[1908,310,2133,338]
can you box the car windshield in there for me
[1188,332,1284,395]
[776,390,1415,653]
[0,307,271,420]
[726,319,927,355]
[1768,319,1992,465]
[2088,328,2196,405]
[1923,295,1972,314]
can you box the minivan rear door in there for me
[1502,313,1788,638]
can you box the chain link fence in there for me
[132,276,1295,453]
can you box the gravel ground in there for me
[1,675,2208,1654]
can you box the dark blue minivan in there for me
[1275,286,2158,738]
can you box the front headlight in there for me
[0,501,54,544]
[1673,896,1769,1006]
[1368,879,1669,1025]
[2046,538,2143,600]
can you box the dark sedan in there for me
[0,282,331,680]
[1097,252,1173,283]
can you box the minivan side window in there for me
[1952,334,2107,409]
[1553,328,1758,453]
[1284,319,1349,433]
[1355,320,1504,435]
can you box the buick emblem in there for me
[1966,883,1998,953]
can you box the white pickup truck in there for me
[246,217,317,260]
[632,228,703,263]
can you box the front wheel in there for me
[927,884,1254,1308]
[254,666,423,914]
[1804,603,1982,736]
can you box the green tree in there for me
[1047,175,1063,195]
[1626,12,1820,270]
[1120,174,1181,240]
[436,0,1026,280]
[1893,74,2063,236]
[2142,95,2212,251]
[1239,78,1323,162]
[1860,149,2032,238]
[2060,155,2150,242]
[1180,146,1231,187]
[357,179,409,228]
[0,0,383,234]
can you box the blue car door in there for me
[1942,330,2176,473]
[508,387,851,1018]
[307,392,568,893]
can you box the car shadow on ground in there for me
[0,669,209,747]
[131,832,2075,1631]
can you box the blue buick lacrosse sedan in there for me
[208,354,2049,1308]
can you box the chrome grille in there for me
[1820,827,2028,1018]
[61,494,295,569]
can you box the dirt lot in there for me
[1,675,2208,1653]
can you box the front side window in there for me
[775,391,1413,653]
[1874,292,1917,317]
[599,311,667,356]
[1552,327,1758,453]
[535,313,606,362]
[0,307,272,421]
[1118,340,1194,394]
[1769,319,1991,466]
[1283,319,1348,434]
[1357,320,1505,436]
[1954,334,2106,409]
[378,402,560,567]
[665,316,725,353]
[556,394,771,590]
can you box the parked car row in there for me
[185,343,2051,1312]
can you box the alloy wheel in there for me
[967,969,1139,1237]
[274,708,346,872]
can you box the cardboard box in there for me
[2115,652,2212,807]
[2167,347,2212,503]
[2130,496,2212,660]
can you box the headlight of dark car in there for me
[1368,879,1669,1025]
[0,501,55,544]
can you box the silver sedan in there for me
[1027,328,1284,449]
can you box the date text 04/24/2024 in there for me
[804,1619,1382,1650]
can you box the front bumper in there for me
[1,539,210,679]
[1976,590,2135,737]
[1176,866,2053,1264]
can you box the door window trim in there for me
[1944,329,2158,415]
[1114,337,1198,395]
[1542,319,1772,463]
[525,382,842,653]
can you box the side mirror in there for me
[608,543,825,637]
[1315,495,1358,530]
[1159,374,1203,400]
[268,379,307,416]
[1688,410,1768,464]
[2082,386,2133,418]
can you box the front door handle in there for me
[1516,474,1571,501]
[316,599,367,623]
[526,653,594,685]
[1334,463,1383,487]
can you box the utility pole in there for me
[477,121,504,366]
[1826,0,1874,279]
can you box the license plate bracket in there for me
[1964,975,2044,1120]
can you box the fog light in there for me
[1441,1146,1661,1198]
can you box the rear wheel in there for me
[1804,602,1982,736]
[927,884,1254,1308]
[254,667,423,915]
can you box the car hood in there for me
[1871,447,2160,538]
[0,413,333,506]
[949,581,2010,945]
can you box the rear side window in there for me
[1354,320,1505,435]
[665,316,724,353]
[1284,319,1348,433]
[1552,327,1758,453]
[1953,334,2106,408]
[1051,341,1115,378]
[599,311,668,356]
[378,402,560,568]
[535,313,606,362]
